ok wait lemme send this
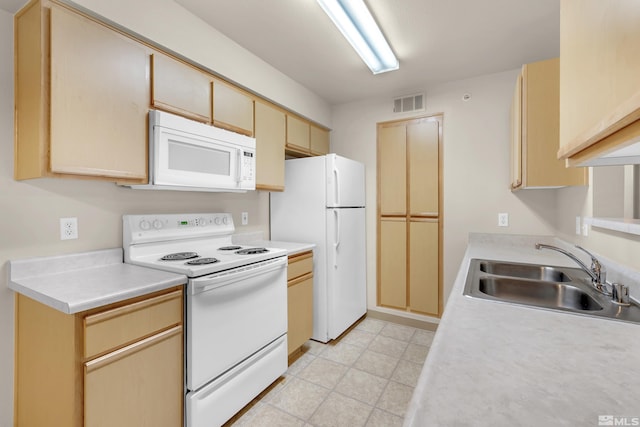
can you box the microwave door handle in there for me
[236,149,242,183]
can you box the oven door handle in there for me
[190,257,287,295]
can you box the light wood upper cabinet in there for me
[151,53,212,122]
[286,115,311,154]
[213,80,254,136]
[511,58,586,189]
[254,101,285,191]
[408,121,439,214]
[15,1,148,182]
[379,124,407,215]
[559,0,640,166]
[310,125,330,155]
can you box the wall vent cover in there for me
[393,93,425,113]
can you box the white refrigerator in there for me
[270,154,367,343]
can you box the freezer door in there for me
[326,154,366,208]
[326,207,367,339]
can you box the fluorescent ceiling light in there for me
[317,0,399,74]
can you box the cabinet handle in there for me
[85,325,182,373]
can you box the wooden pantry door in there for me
[377,115,443,317]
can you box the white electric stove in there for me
[123,213,288,427]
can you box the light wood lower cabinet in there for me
[287,251,313,357]
[14,287,184,427]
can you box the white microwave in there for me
[126,110,256,192]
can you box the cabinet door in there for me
[49,5,148,180]
[286,115,311,153]
[408,120,439,216]
[152,53,211,122]
[84,326,183,427]
[254,101,285,191]
[378,124,407,215]
[287,274,313,355]
[379,218,406,309]
[559,0,640,160]
[409,220,439,315]
[213,80,254,136]
[310,125,330,155]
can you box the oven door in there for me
[186,256,287,392]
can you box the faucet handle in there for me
[574,245,606,282]
[612,283,631,306]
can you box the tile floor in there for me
[226,316,436,427]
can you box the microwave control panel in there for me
[241,151,255,182]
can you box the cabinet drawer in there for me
[287,251,313,281]
[84,289,183,359]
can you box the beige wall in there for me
[556,173,640,272]
[330,69,559,318]
[0,2,330,425]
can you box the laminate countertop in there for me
[242,240,316,257]
[8,248,187,314]
[403,234,640,427]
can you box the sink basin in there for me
[478,277,602,311]
[479,261,571,282]
[464,259,640,324]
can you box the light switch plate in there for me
[241,212,248,225]
[576,216,581,235]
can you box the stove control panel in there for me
[124,213,235,245]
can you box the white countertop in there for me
[245,240,316,257]
[9,248,187,314]
[404,234,640,426]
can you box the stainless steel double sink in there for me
[464,259,640,324]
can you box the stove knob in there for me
[222,216,229,225]
[198,217,207,226]
[152,219,163,230]
[214,217,222,225]
[139,220,150,231]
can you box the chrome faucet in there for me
[535,243,610,295]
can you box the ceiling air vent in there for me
[393,93,425,113]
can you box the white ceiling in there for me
[1,0,560,106]
[174,0,560,105]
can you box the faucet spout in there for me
[535,243,609,295]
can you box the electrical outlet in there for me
[241,212,248,225]
[498,213,509,227]
[575,216,581,235]
[60,217,78,240]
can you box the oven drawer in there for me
[287,250,313,281]
[84,289,183,359]
[186,335,287,427]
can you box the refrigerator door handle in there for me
[333,210,340,268]
[333,165,340,206]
